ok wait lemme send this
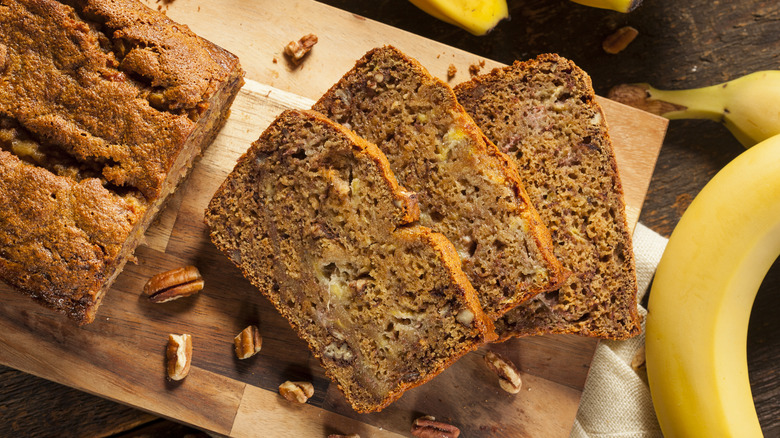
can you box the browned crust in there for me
[455,54,640,340]
[314,46,566,320]
[205,109,495,413]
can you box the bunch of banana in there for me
[408,0,509,35]
[645,133,780,437]
[608,71,780,147]
[570,0,642,13]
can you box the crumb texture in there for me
[206,109,493,412]
[455,54,640,339]
[312,46,564,320]
[0,0,242,323]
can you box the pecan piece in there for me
[278,380,314,404]
[144,266,204,303]
[234,325,263,359]
[484,351,522,394]
[411,416,460,438]
[166,334,192,381]
[603,26,639,54]
[283,33,318,65]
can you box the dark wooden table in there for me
[1,0,778,436]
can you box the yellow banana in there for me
[408,0,508,35]
[608,71,780,147]
[569,0,642,13]
[645,134,780,437]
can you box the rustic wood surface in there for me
[1,0,778,436]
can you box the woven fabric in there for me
[570,223,668,438]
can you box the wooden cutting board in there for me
[0,1,668,436]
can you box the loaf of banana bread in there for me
[454,54,640,339]
[205,109,495,413]
[312,46,565,320]
[0,0,244,324]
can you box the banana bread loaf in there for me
[454,54,640,339]
[205,109,495,413]
[312,46,565,320]
[0,0,244,324]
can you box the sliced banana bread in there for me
[454,54,640,340]
[312,46,565,320]
[205,109,495,413]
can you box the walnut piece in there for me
[144,266,204,303]
[166,334,192,381]
[603,26,639,54]
[283,34,318,65]
[234,325,263,359]
[411,416,460,438]
[278,380,314,403]
[484,351,522,394]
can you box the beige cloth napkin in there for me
[570,222,668,438]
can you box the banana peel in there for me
[408,0,509,36]
[608,71,780,147]
[646,133,780,437]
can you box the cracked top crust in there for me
[0,0,238,199]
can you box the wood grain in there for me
[0,0,667,436]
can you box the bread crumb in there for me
[447,64,457,81]
[469,59,485,77]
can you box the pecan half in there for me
[166,333,192,381]
[283,34,318,65]
[484,351,522,394]
[411,416,460,438]
[278,380,314,404]
[234,325,263,359]
[144,266,204,303]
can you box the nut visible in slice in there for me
[283,34,318,65]
[411,416,460,438]
[484,351,522,394]
[328,435,360,438]
[234,325,263,359]
[144,266,204,303]
[166,334,192,381]
[278,380,314,404]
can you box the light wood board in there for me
[0,0,668,436]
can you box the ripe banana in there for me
[408,0,509,35]
[569,0,642,13]
[645,133,780,437]
[608,71,780,147]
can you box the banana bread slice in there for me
[0,0,244,324]
[454,54,640,340]
[312,46,565,320]
[205,109,495,413]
